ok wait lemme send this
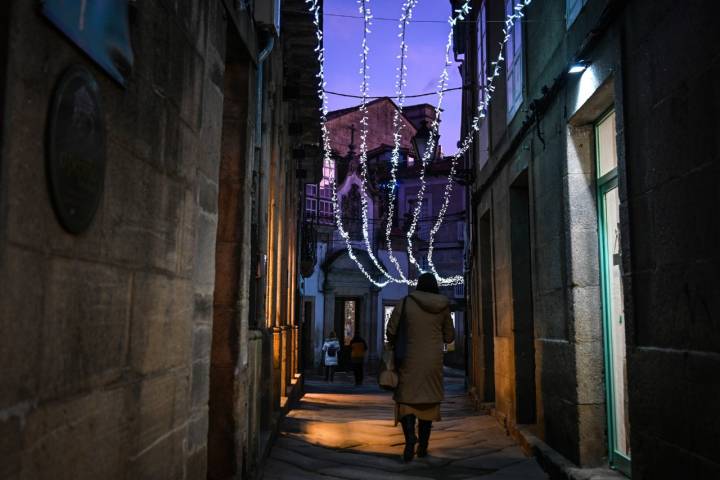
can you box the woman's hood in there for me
[409,291,450,313]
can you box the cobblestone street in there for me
[263,374,548,479]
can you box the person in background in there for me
[321,331,341,382]
[386,273,455,462]
[349,332,368,386]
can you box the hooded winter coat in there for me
[385,290,455,404]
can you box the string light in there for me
[403,2,471,286]
[307,0,391,288]
[426,0,534,283]
[384,0,418,283]
[305,0,532,288]
[354,0,408,284]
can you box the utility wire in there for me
[325,85,465,100]
[323,12,561,23]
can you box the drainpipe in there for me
[256,37,275,148]
[251,35,275,333]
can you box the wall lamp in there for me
[568,60,590,74]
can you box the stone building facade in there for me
[301,98,467,373]
[0,1,320,479]
[454,0,719,478]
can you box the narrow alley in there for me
[1,0,719,479]
[264,374,548,480]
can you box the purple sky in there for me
[324,1,463,156]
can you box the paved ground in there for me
[262,372,548,479]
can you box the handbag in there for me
[378,346,398,390]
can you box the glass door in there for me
[596,110,631,476]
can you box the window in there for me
[566,0,588,28]
[321,158,335,186]
[477,1,488,106]
[306,183,318,220]
[454,283,464,298]
[457,222,466,242]
[305,197,317,217]
[318,199,333,219]
[505,0,524,120]
[407,155,415,167]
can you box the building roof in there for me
[326,97,440,160]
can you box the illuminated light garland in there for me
[402,2,471,286]
[383,0,418,283]
[426,0,533,283]
[305,0,531,288]
[307,0,391,288]
[354,0,407,284]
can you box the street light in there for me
[412,119,439,162]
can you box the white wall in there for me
[376,250,409,353]
[302,242,327,367]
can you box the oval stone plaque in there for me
[46,65,106,234]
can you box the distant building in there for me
[300,98,467,371]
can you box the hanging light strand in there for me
[354,0,407,284]
[307,0,391,288]
[306,0,532,288]
[384,0,419,283]
[426,0,533,284]
[403,1,471,285]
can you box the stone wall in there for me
[621,0,720,477]
[0,1,227,478]
[463,0,720,476]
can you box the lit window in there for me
[505,0,524,120]
[305,184,317,197]
[321,158,335,187]
[407,155,415,167]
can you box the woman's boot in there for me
[400,415,417,462]
[416,420,432,457]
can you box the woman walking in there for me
[321,331,341,382]
[386,273,455,462]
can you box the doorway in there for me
[510,171,536,424]
[595,110,631,474]
[334,297,360,370]
[478,211,495,402]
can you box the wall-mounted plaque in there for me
[46,65,106,234]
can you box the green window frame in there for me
[596,109,631,476]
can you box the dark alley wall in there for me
[460,0,720,477]
[621,1,720,477]
[0,2,228,478]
